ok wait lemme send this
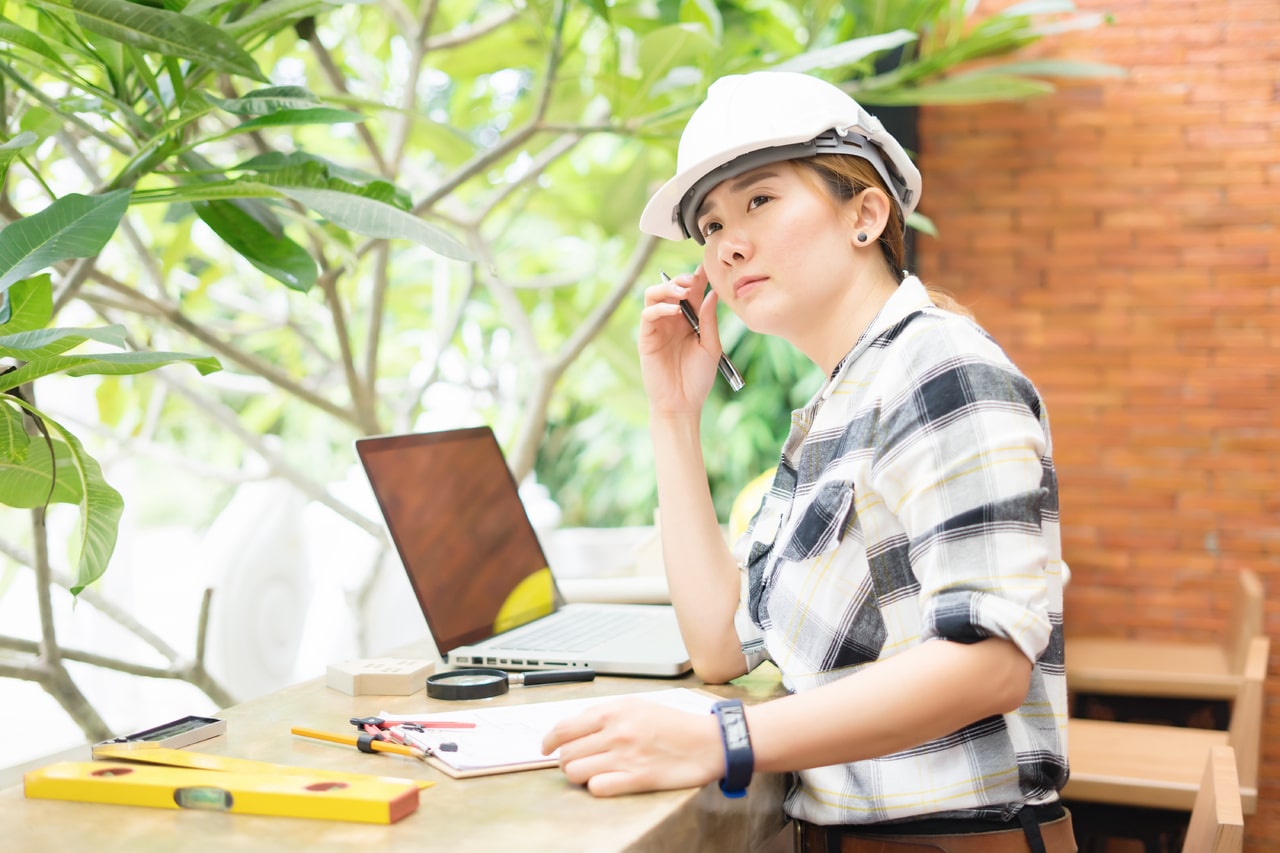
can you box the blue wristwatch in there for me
[711,699,753,798]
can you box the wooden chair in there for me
[1181,746,1244,853]
[1064,635,1269,814]
[1066,569,1264,700]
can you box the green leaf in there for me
[235,151,410,207]
[225,107,366,134]
[680,0,723,41]
[182,0,239,17]
[635,23,717,94]
[861,73,1055,106]
[0,350,222,392]
[0,409,85,506]
[1001,0,1080,15]
[0,324,129,360]
[125,43,164,110]
[0,20,74,72]
[967,59,1126,79]
[50,0,268,82]
[194,200,317,292]
[771,30,918,74]
[0,189,131,295]
[274,186,473,261]
[18,107,64,141]
[0,394,124,594]
[0,274,54,333]
[261,160,406,204]
[907,210,938,237]
[202,86,324,115]
[219,0,331,41]
[0,402,31,466]
[130,179,283,206]
[66,423,124,594]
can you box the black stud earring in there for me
[856,232,869,243]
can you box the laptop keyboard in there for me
[502,609,651,653]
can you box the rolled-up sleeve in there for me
[871,345,1054,664]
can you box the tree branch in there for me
[386,0,439,171]
[155,376,385,539]
[51,258,98,318]
[398,273,478,428]
[426,6,522,50]
[303,27,389,176]
[32,506,59,664]
[466,130,586,228]
[363,241,390,399]
[88,272,361,428]
[317,268,380,435]
[472,242,543,363]
[53,128,167,297]
[553,235,658,375]
[0,540,236,709]
[0,538,181,663]
[410,123,538,217]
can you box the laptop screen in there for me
[355,428,562,654]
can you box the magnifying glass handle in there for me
[519,669,596,687]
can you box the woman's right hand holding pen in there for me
[641,266,749,683]
[639,267,722,414]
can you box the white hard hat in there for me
[639,71,921,243]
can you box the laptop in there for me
[355,427,692,677]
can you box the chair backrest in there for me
[1226,569,1264,673]
[1181,746,1244,853]
[1226,635,1269,799]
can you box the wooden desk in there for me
[1,657,789,852]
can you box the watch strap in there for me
[711,699,753,798]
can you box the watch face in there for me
[723,714,750,750]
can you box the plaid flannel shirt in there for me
[733,276,1068,826]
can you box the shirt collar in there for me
[782,276,933,462]
[823,275,932,388]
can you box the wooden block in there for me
[325,658,435,696]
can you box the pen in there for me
[350,716,476,731]
[291,726,427,760]
[661,271,745,391]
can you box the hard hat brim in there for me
[639,121,920,242]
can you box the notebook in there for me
[354,427,692,677]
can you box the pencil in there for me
[291,726,427,760]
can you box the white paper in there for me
[382,688,717,773]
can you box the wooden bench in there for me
[1064,635,1268,814]
[1065,569,1263,700]
[1182,746,1244,853]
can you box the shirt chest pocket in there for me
[780,480,856,562]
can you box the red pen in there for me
[350,716,476,731]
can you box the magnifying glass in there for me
[425,667,596,701]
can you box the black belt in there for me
[813,802,1064,853]
[836,802,1064,837]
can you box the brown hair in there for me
[794,155,972,319]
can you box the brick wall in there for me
[915,0,1279,847]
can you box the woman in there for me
[543,71,1072,852]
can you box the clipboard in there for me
[384,687,722,779]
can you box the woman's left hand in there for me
[541,699,725,797]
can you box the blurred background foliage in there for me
[0,0,1118,740]
[0,0,1116,574]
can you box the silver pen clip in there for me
[661,271,745,392]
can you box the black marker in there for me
[661,271,745,391]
